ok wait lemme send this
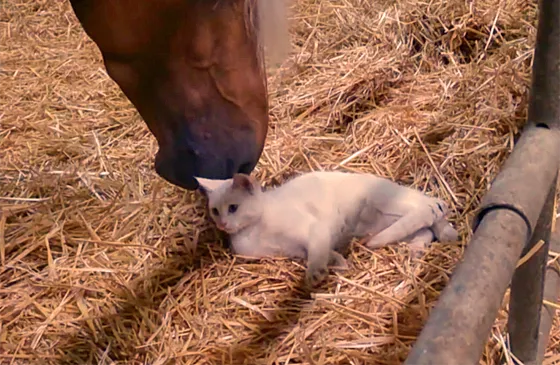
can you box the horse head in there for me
[69,0,290,190]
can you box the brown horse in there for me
[68,0,290,190]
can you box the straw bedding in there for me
[0,0,558,364]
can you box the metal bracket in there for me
[473,203,533,254]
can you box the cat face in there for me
[197,174,263,234]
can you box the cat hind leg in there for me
[432,219,459,242]
[364,201,444,249]
[408,220,459,258]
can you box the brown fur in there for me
[68,0,291,189]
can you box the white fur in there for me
[198,171,458,286]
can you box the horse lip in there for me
[168,175,199,190]
[154,163,199,191]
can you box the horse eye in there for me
[228,204,238,214]
[211,208,219,216]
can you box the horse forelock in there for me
[244,0,291,69]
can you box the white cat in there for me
[196,171,458,287]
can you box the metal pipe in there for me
[404,210,529,365]
[537,229,560,365]
[404,126,559,365]
[525,0,560,131]
[485,0,560,359]
[508,180,556,364]
[490,0,560,358]
[509,0,560,354]
[405,0,560,361]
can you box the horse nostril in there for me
[238,162,254,174]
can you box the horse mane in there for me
[244,0,292,70]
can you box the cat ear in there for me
[232,174,258,194]
[196,177,227,194]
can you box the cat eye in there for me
[211,208,219,216]
[228,204,238,214]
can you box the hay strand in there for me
[1,0,558,364]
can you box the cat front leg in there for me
[305,227,333,287]
[364,201,444,249]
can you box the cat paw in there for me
[409,242,429,259]
[328,251,349,271]
[429,199,449,220]
[305,266,329,287]
[439,224,459,242]
[432,220,459,243]
[407,228,435,258]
